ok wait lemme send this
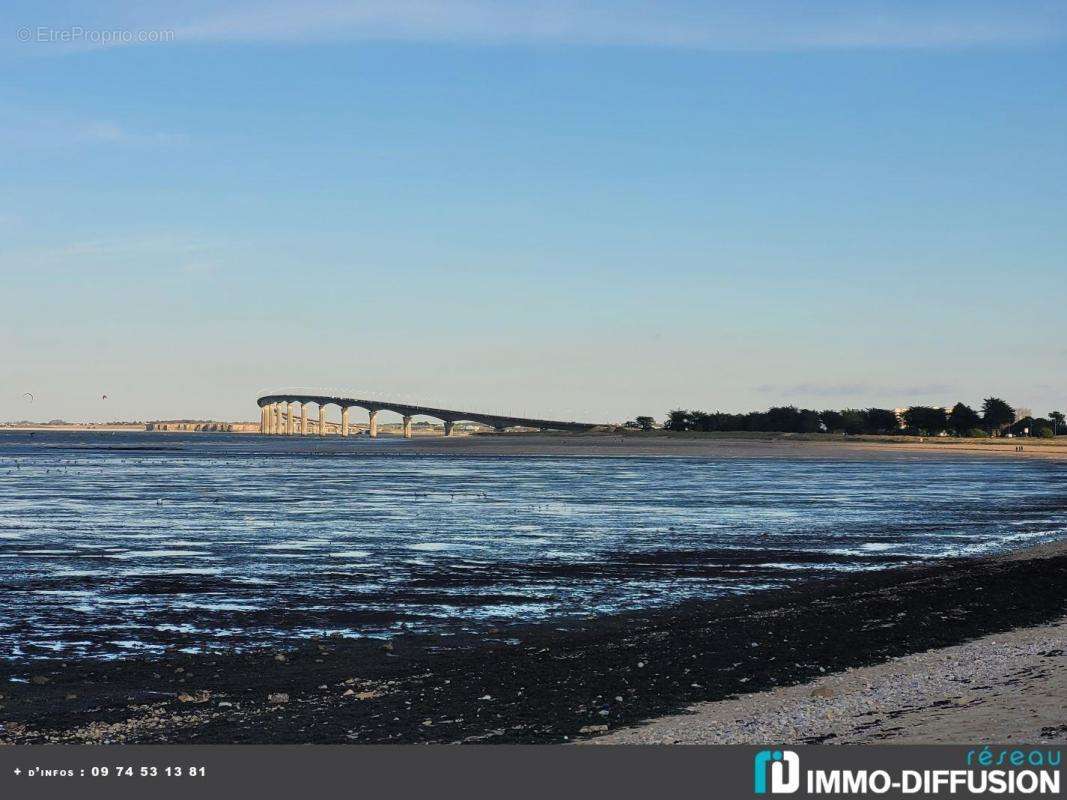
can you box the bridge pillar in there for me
[273,403,281,435]
[368,409,379,438]
[403,415,412,439]
[300,403,308,435]
[285,402,295,435]
[260,406,267,434]
[318,403,327,436]
[341,406,350,437]
[443,421,455,437]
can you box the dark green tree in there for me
[1033,421,1055,438]
[664,409,690,432]
[864,408,900,435]
[633,416,655,431]
[981,397,1015,434]
[798,409,822,433]
[1050,411,1065,435]
[948,402,981,436]
[837,409,867,434]
[764,406,801,432]
[689,411,713,431]
[902,406,948,435]
[819,410,845,433]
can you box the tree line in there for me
[654,398,1065,438]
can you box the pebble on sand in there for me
[579,725,609,734]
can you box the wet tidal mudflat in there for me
[1,431,1065,662]
[1,544,1064,744]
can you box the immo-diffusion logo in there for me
[754,750,801,794]
[752,746,1060,796]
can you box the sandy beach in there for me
[404,432,1067,461]
[590,616,1067,744]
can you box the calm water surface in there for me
[1,432,1064,660]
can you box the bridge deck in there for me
[257,393,602,432]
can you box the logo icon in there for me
[754,750,801,794]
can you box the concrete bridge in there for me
[256,392,603,438]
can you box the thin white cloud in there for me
[9,1,1067,53]
[12,236,209,264]
[82,121,128,143]
[81,121,187,146]
[0,110,188,150]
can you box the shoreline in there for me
[4,428,1066,460]
[589,615,1067,744]
[589,539,1067,745]
[1,539,1063,745]
[408,434,1067,461]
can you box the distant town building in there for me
[146,421,259,432]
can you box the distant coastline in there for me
[0,421,259,433]
[2,425,1066,458]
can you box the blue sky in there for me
[2,1,1065,424]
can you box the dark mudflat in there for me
[1,549,1064,744]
